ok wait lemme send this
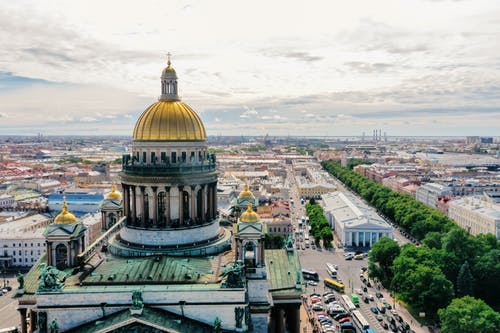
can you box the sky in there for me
[1,0,500,137]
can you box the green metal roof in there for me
[264,249,304,296]
[82,256,218,285]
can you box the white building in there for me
[322,192,393,247]
[0,194,15,208]
[448,194,500,240]
[415,183,452,208]
[0,214,50,268]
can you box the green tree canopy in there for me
[457,261,474,298]
[438,296,500,333]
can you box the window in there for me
[13,243,15,247]
[171,152,177,163]
[38,243,40,247]
[18,250,21,255]
[31,258,34,262]
[181,151,187,163]
[31,243,33,247]
[13,258,16,263]
[25,258,28,262]
[142,152,147,163]
[161,152,166,163]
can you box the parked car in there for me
[370,307,379,314]
[376,292,383,298]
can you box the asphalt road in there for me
[0,276,21,329]
[287,164,428,333]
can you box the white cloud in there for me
[0,0,499,135]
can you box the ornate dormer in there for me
[235,203,265,269]
[100,184,123,230]
[44,198,87,269]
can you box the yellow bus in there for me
[324,277,345,293]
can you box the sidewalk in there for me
[375,287,435,333]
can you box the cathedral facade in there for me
[17,58,303,333]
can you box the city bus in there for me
[341,295,357,312]
[350,293,359,307]
[301,269,320,282]
[324,277,345,293]
[326,263,338,278]
[351,310,370,332]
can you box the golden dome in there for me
[133,101,207,141]
[162,64,176,76]
[162,53,177,76]
[238,184,254,199]
[105,184,122,200]
[240,203,259,223]
[54,201,77,225]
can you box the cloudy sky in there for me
[1,0,500,137]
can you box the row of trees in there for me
[322,160,500,329]
[305,201,333,248]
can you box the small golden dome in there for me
[162,53,177,76]
[105,184,122,200]
[240,203,259,223]
[162,64,176,76]
[54,201,77,224]
[133,101,207,141]
[238,184,254,199]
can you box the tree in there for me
[397,265,454,316]
[422,231,442,249]
[472,249,500,306]
[369,237,400,286]
[438,296,500,333]
[457,261,474,297]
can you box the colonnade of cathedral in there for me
[121,182,218,228]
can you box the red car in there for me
[339,317,351,324]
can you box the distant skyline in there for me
[1,0,500,137]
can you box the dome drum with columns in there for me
[110,56,230,257]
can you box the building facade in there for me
[448,195,500,240]
[17,58,302,333]
[322,192,393,247]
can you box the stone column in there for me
[152,186,158,227]
[191,185,196,224]
[19,308,27,333]
[178,186,184,225]
[212,182,218,219]
[275,307,285,333]
[200,185,206,224]
[165,186,171,227]
[131,186,137,226]
[140,186,146,227]
[101,211,106,231]
[285,304,300,333]
[28,310,37,333]
[207,183,213,220]
[123,184,130,223]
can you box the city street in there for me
[0,275,21,329]
[286,164,430,333]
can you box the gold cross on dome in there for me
[167,52,172,66]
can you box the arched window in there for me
[55,244,67,269]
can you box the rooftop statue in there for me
[38,264,66,292]
[220,260,245,288]
[131,290,144,310]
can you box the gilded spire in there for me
[167,52,172,67]
[54,194,77,224]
